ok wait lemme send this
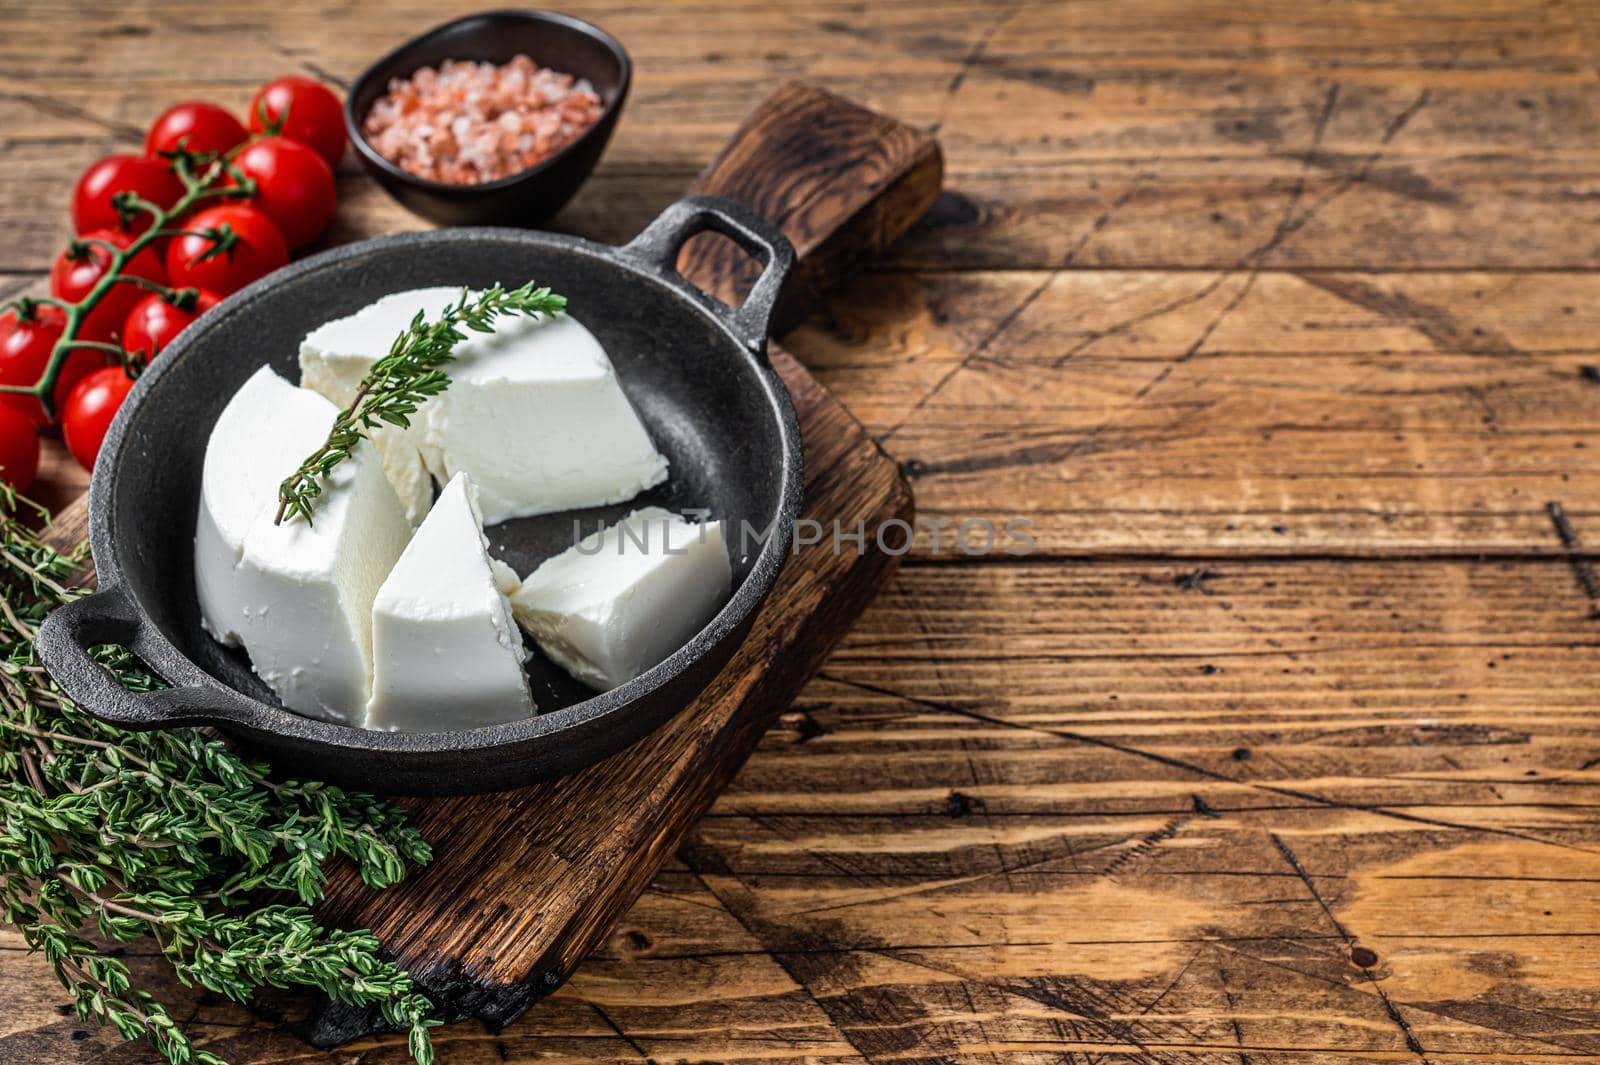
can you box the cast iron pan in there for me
[35,195,801,795]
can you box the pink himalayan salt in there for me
[362,55,604,184]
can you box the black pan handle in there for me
[620,195,796,356]
[36,585,235,729]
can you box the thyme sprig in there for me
[0,486,439,1064]
[274,282,566,525]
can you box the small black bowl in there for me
[345,9,631,227]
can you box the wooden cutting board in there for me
[44,82,940,1043]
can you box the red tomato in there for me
[0,405,41,491]
[231,136,335,249]
[122,289,221,363]
[164,205,288,296]
[249,76,347,167]
[63,366,136,472]
[49,230,168,345]
[145,101,249,160]
[71,154,184,236]
[0,304,110,426]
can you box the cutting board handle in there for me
[679,81,943,333]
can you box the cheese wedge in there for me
[510,507,731,691]
[366,473,535,732]
[299,288,459,525]
[299,287,668,526]
[196,366,412,725]
[418,311,668,523]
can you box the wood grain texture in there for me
[6,559,1598,1063]
[5,0,1600,272]
[789,267,1600,555]
[6,0,1600,1063]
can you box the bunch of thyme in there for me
[0,487,439,1064]
[275,281,566,525]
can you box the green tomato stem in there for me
[32,155,230,420]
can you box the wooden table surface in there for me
[5,1,1600,1061]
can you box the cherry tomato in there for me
[72,154,184,236]
[63,366,136,472]
[145,101,249,160]
[230,136,335,249]
[249,76,347,167]
[164,205,288,296]
[50,230,167,345]
[0,304,110,426]
[122,289,221,363]
[0,405,41,491]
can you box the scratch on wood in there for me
[1546,501,1600,615]
[887,171,1153,442]
[1214,953,1254,1065]
[677,856,910,1065]
[0,92,142,141]
[1099,811,1196,877]
[880,271,1056,443]
[1293,150,1460,205]
[929,5,1018,135]
[1110,83,1347,396]
[1139,947,1201,1016]
[814,20,1094,97]
[1269,835,1429,1061]
[819,671,1600,857]
[588,1002,658,1064]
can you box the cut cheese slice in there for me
[299,288,460,525]
[510,507,731,691]
[299,287,668,526]
[418,311,668,524]
[196,365,412,725]
[366,473,535,732]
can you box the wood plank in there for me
[21,253,1600,558]
[37,261,1600,560]
[670,558,1600,1062]
[5,0,1600,272]
[3,557,1597,1062]
[786,268,1600,556]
